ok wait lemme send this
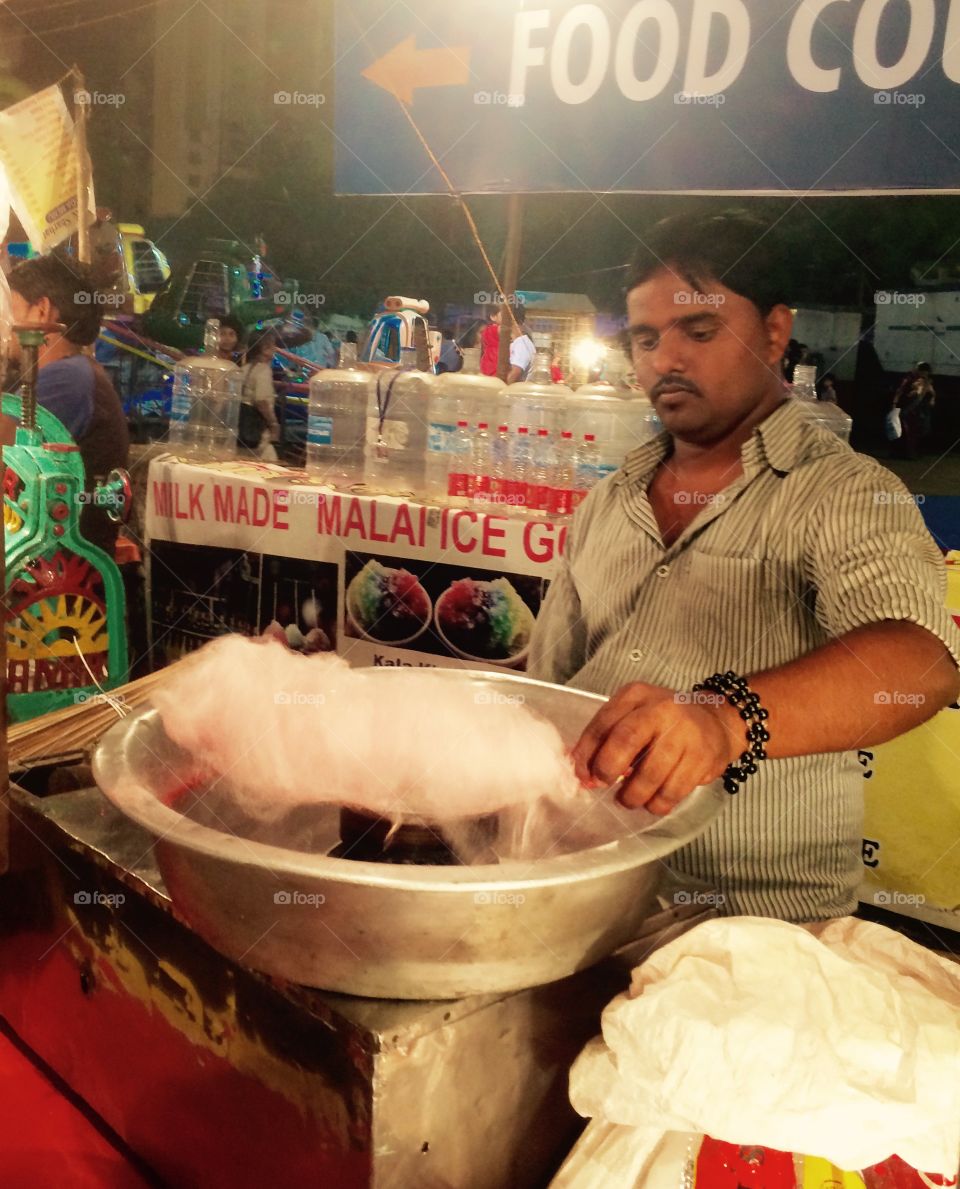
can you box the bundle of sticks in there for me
[7,661,187,771]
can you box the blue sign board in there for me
[335,0,960,195]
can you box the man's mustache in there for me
[651,375,702,400]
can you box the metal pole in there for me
[497,194,524,383]
[72,67,92,264]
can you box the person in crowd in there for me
[551,350,565,383]
[529,210,960,923]
[480,307,501,376]
[894,361,935,459]
[238,329,282,462]
[344,330,359,345]
[437,327,463,374]
[291,314,337,370]
[816,372,838,403]
[5,251,130,556]
[507,307,537,384]
[217,315,246,363]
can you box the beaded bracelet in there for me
[692,670,770,795]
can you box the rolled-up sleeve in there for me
[528,522,588,685]
[807,460,960,668]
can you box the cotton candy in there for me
[151,635,585,833]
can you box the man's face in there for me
[219,327,238,354]
[626,267,791,446]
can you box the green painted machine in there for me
[3,325,130,722]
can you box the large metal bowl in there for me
[92,669,725,999]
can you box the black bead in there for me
[754,747,767,760]
[739,707,752,720]
[728,692,742,705]
[745,762,758,775]
[723,776,740,794]
[740,751,753,765]
[724,671,736,682]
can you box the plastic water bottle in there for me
[512,425,534,508]
[471,421,492,507]
[169,318,241,460]
[306,342,368,486]
[503,350,574,439]
[364,347,433,496]
[570,367,661,479]
[574,433,601,506]
[549,430,576,517]
[791,364,853,442]
[429,347,505,499]
[489,424,512,511]
[447,420,472,503]
[530,427,554,512]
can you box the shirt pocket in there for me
[678,551,812,671]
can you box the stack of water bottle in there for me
[306,342,662,516]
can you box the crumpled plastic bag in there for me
[567,917,960,1177]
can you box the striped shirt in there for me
[528,398,960,922]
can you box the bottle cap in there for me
[498,424,508,433]
[457,420,468,427]
[537,428,549,436]
[478,422,488,430]
[518,426,529,434]
[561,430,572,439]
[584,434,596,442]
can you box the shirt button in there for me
[656,564,670,578]
[629,648,643,662]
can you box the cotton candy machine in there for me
[93,669,726,999]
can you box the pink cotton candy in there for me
[151,635,584,826]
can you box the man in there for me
[507,306,536,384]
[216,315,246,364]
[479,308,501,376]
[6,251,130,556]
[528,211,960,922]
[437,327,463,374]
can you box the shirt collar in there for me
[617,397,817,487]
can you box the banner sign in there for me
[0,85,93,252]
[335,0,960,194]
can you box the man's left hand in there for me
[571,683,740,815]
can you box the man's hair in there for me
[8,250,103,346]
[626,210,789,316]
[218,314,246,342]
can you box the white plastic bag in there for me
[563,917,960,1182]
[885,406,903,440]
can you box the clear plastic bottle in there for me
[364,347,433,496]
[500,349,574,439]
[306,342,367,486]
[447,420,472,504]
[530,427,554,512]
[549,430,577,517]
[428,346,505,500]
[169,318,241,461]
[574,433,601,507]
[488,424,512,512]
[470,421,492,508]
[791,365,853,443]
[512,425,534,509]
[570,360,661,479]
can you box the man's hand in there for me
[572,683,741,815]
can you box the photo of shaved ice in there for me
[435,577,536,664]
[347,559,431,644]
